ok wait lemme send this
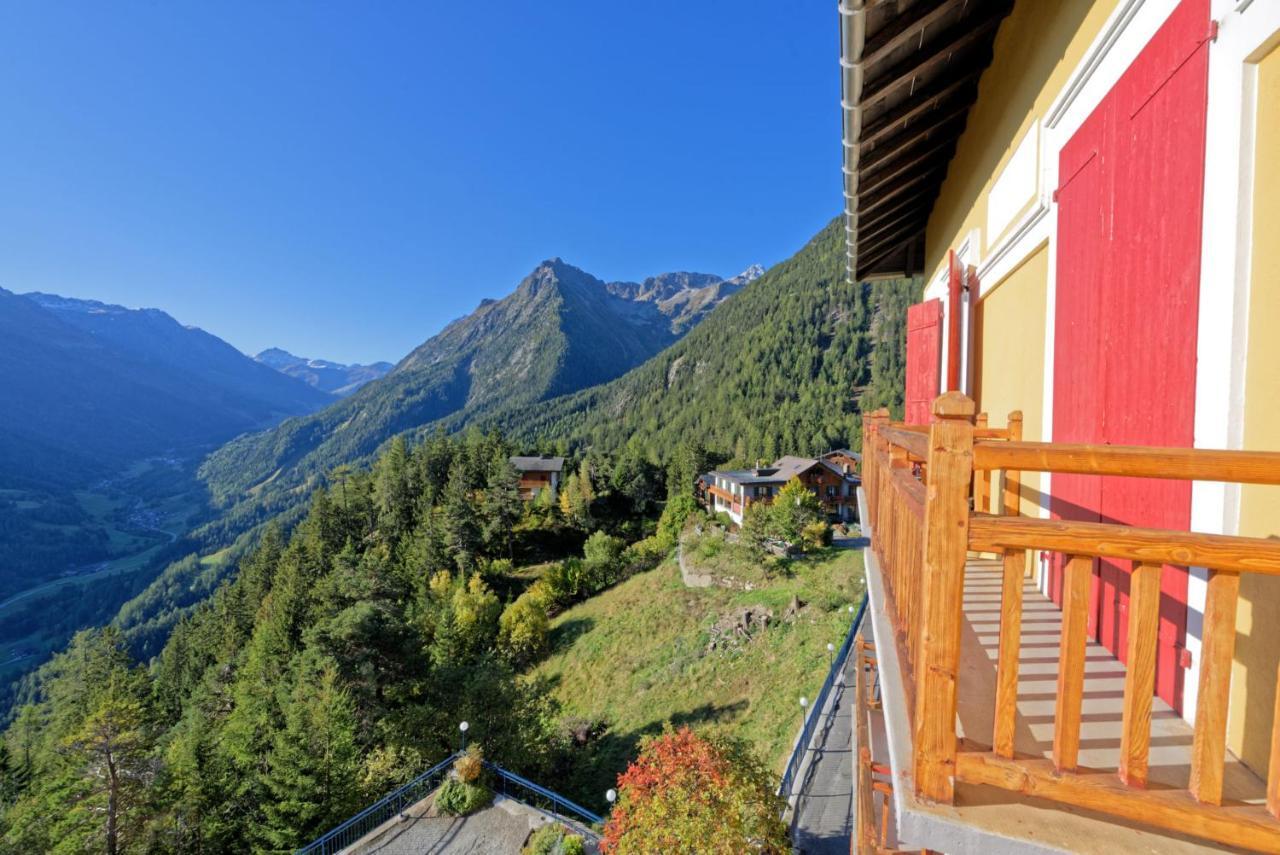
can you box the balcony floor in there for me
[862,544,1268,854]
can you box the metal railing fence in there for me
[777,593,869,804]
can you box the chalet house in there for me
[704,454,858,526]
[820,448,861,476]
[509,456,563,501]
[840,0,1280,851]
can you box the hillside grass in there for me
[531,541,864,809]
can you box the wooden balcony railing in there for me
[861,393,1280,852]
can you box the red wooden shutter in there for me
[905,299,943,425]
[1050,0,1209,713]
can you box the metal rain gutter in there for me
[840,0,867,283]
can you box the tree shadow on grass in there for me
[548,617,594,654]
[550,700,750,813]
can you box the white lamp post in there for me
[799,695,809,729]
[459,720,469,752]
[606,788,617,808]
[827,641,835,668]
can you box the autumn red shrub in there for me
[600,726,787,854]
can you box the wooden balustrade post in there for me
[866,409,889,529]
[912,392,975,804]
[1119,561,1161,787]
[1191,569,1241,805]
[1002,411,1023,518]
[1268,658,1280,819]
[1054,554,1093,771]
[975,412,990,513]
[993,545,1025,758]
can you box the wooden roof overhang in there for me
[840,0,1015,281]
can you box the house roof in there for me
[510,455,565,473]
[840,0,1015,280]
[709,454,860,488]
[822,449,862,462]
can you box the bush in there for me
[499,593,550,665]
[484,557,515,578]
[583,530,625,566]
[600,726,787,854]
[436,778,493,816]
[523,823,587,855]
[454,743,484,784]
[540,559,581,606]
[770,478,823,545]
[800,522,831,552]
[625,535,668,566]
[525,579,559,612]
[655,494,701,549]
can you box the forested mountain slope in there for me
[0,290,328,479]
[0,289,330,603]
[26,293,333,419]
[453,217,917,462]
[197,259,738,538]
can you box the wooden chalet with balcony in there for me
[509,455,564,501]
[840,0,1280,851]
[704,454,859,526]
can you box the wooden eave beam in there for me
[860,99,969,162]
[858,206,926,246]
[858,222,929,272]
[857,189,933,233]
[858,165,946,217]
[860,68,983,149]
[860,5,1009,112]
[861,117,965,178]
[862,0,970,68]
[860,130,960,198]
[860,216,928,257]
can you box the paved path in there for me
[790,638,858,855]
[345,795,599,855]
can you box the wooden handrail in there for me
[887,467,926,519]
[968,515,1280,575]
[973,440,1280,484]
[879,426,929,460]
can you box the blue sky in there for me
[0,2,840,364]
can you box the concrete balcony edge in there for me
[855,488,1071,855]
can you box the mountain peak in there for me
[730,263,766,284]
[255,348,392,397]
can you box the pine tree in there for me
[261,657,360,851]
[56,670,156,855]
[442,462,482,572]
[373,436,414,542]
[0,741,13,808]
[483,452,522,560]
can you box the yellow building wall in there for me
[972,245,1048,520]
[923,0,1120,277]
[1229,42,1280,774]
